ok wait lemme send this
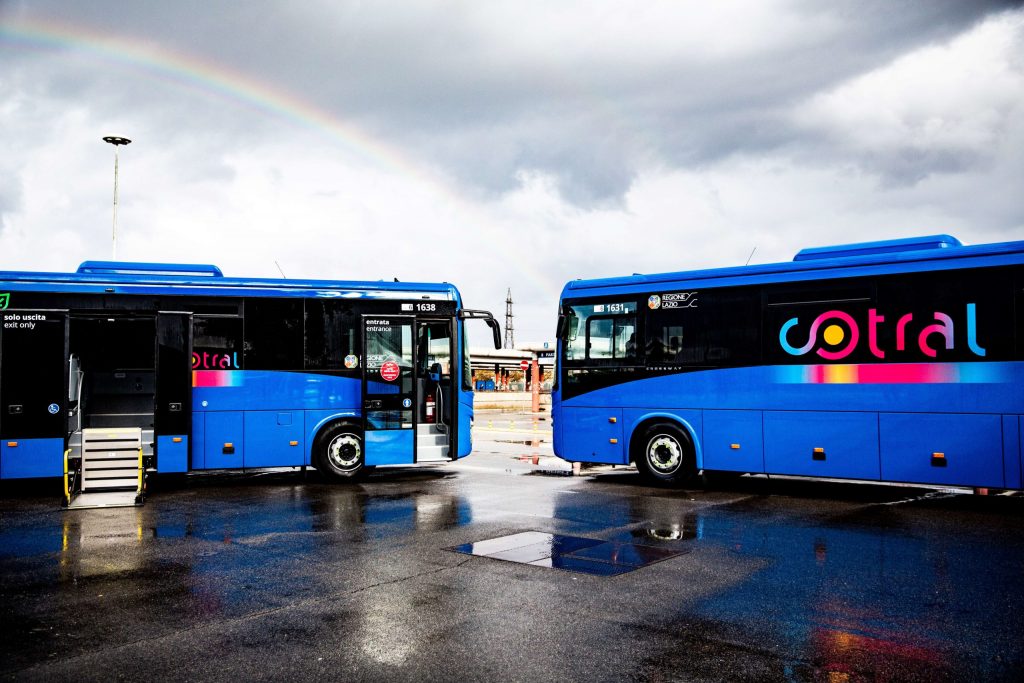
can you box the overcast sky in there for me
[1,1,1022,342]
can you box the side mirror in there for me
[458,309,503,350]
[556,314,568,340]
[486,318,501,349]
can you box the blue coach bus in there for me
[552,235,1024,489]
[0,261,499,506]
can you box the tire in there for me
[314,422,368,481]
[633,422,696,487]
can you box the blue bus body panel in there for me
[365,430,414,466]
[156,435,188,473]
[1013,416,1024,489]
[764,411,880,480]
[880,413,1003,487]
[0,438,63,479]
[559,408,624,463]
[458,394,473,458]
[193,372,360,412]
[191,413,206,469]
[243,411,304,468]
[703,410,764,473]
[204,411,244,469]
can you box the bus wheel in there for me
[315,423,367,481]
[634,423,695,486]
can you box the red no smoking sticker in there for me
[380,360,401,381]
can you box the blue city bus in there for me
[552,235,1024,489]
[0,261,499,505]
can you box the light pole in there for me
[103,136,131,260]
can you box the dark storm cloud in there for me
[1,0,1020,207]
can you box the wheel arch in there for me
[307,411,360,464]
[626,412,703,470]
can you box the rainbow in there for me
[0,16,563,300]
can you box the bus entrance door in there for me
[362,316,416,466]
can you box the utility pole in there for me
[103,136,131,260]
[504,288,515,349]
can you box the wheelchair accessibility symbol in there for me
[402,398,412,408]
[47,403,60,415]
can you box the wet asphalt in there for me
[1,410,1023,682]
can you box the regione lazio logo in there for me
[779,304,986,360]
[0,293,9,310]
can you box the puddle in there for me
[449,531,687,576]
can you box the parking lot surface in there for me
[2,410,1022,682]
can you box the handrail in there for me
[137,447,144,496]
[435,384,447,433]
[76,261,224,277]
[63,448,71,506]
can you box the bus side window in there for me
[304,300,359,371]
[647,288,760,367]
[586,316,636,361]
[193,316,243,370]
[244,299,304,371]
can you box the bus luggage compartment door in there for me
[764,411,880,481]
[702,410,764,473]
[0,310,68,479]
[559,407,624,464]
[362,316,415,466]
[880,413,1003,488]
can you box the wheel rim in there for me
[327,433,362,471]
[646,434,683,474]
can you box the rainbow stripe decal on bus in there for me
[192,370,244,388]
[774,363,1006,384]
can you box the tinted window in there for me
[193,316,243,369]
[305,300,359,371]
[647,287,761,367]
[244,299,303,370]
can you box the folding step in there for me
[417,445,450,462]
[81,427,142,493]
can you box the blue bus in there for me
[552,235,1024,489]
[0,261,499,506]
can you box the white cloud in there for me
[795,11,1024,182]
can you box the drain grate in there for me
[449,531,684,576]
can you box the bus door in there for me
[415,318,456,461]
[0,309,69,479]
[154,312,192,473]
[361,315,416,465]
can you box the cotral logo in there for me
[0,293,9,310]
[192,351,240,370]
[780,304,986,360]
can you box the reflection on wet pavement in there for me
[452,530,687,576]
[0,442,1022,681]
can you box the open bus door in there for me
[361,315,416,466]
[154,312,192,474]
[0,309,69,479]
